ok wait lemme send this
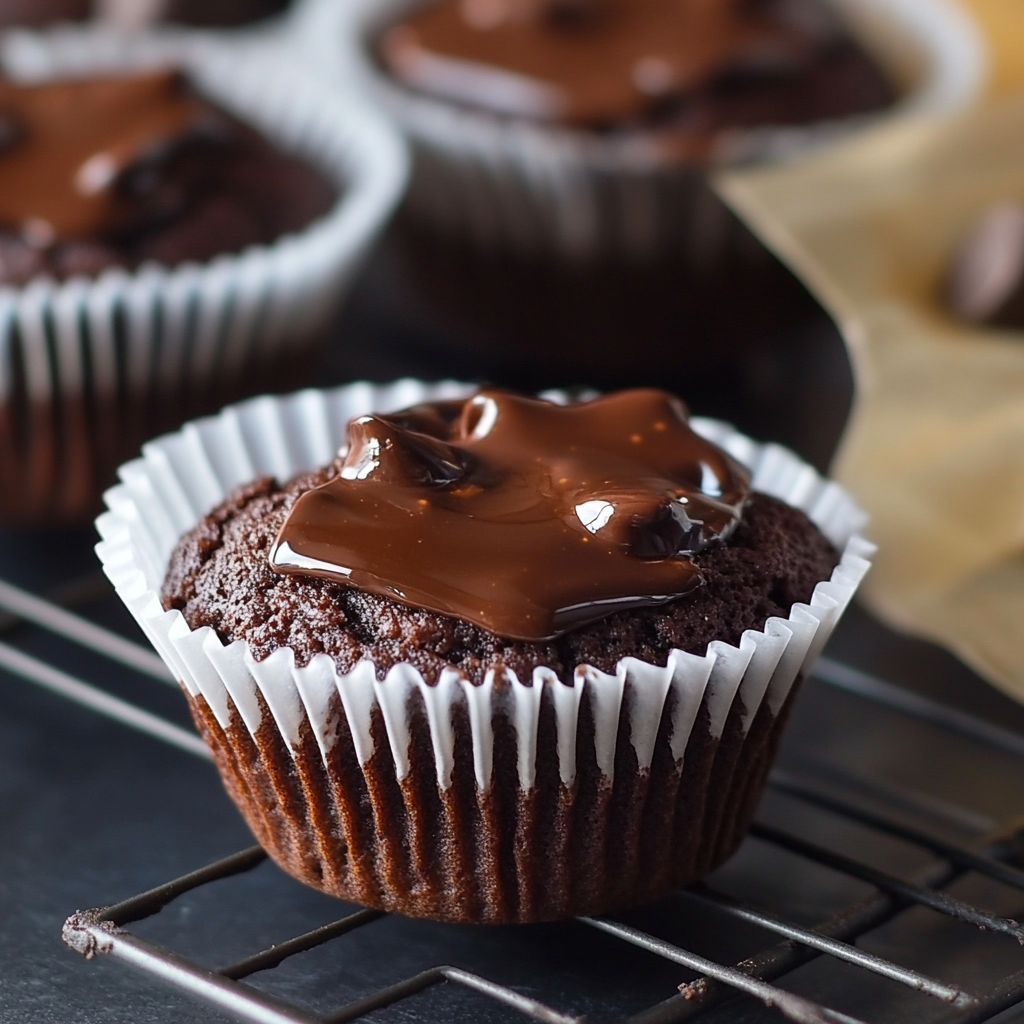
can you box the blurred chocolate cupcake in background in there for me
[367,0,903,262]
[0,28,407,526]
[331,0,982,397]
[377,0,896,254]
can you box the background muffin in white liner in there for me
[95,380,873,923]
[300,0,985,263]
[0,25,407,525]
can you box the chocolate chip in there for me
[570,489,723,558]
[947,201,1024,328]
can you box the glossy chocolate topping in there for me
[380,0,825,126]
[0,70,221,242]
[270,389,750,640]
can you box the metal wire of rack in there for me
[3,574,1024,1024]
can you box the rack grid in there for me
[2,574,1024,1024]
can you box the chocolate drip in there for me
[379,0,823,126]
[271,389,750,641]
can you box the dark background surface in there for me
[4,220,1024,1023]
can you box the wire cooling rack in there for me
[3,574,1024,1024]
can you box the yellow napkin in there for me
[717,92,1024,699]
[957,0,1024,93]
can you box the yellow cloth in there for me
[717,92,1024,700]
[957,0,1024,93]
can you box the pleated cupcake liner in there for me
[95,380,873,922]
[325,0,984,262]
[0,26,408,524]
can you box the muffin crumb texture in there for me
[162,465,839,683]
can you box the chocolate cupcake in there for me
[98,381,872,924]
[0,28,406,525]
[344,0,979,261]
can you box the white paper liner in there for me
[0,25,407,522]
[308,0,984,261]
[96,380,874,795]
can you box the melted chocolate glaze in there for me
[378,0,894,137]
[0,70,219,241]
[271,389,750,641]
[0,69,337,283]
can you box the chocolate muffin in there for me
[0,29,407,530]
[0,69,336,286]
[356,0,905,396]
[362,0,899,263]
[149,386,869,923]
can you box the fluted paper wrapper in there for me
[326,0,984,262]
[717,86,1024,706]
[96,381,872,923]
[0,26,407,525]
